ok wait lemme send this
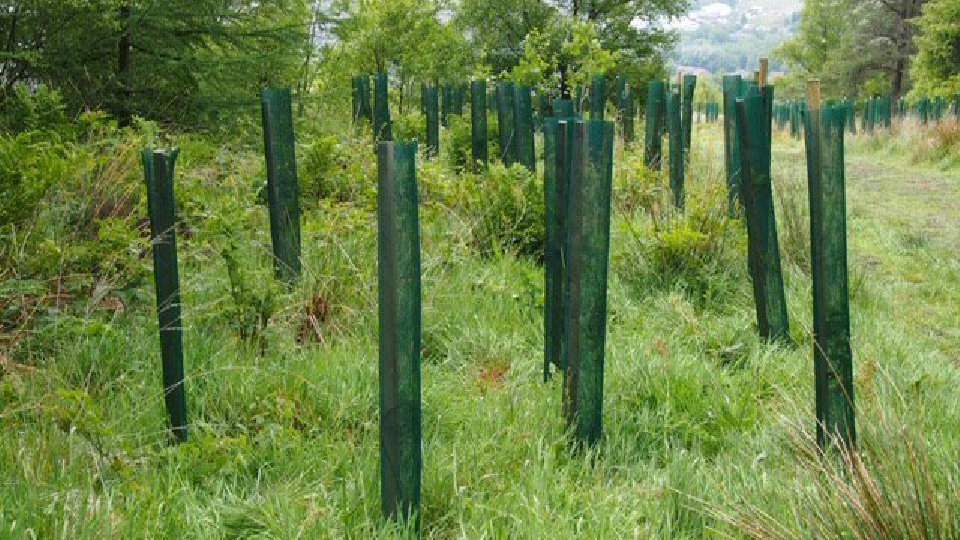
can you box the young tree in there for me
[911,0,960,97]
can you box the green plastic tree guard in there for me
[543,118,562,381]
[515,84,536,171]
[536,93,550,131]
[563,120,614,447]
[804,103,856,450]
[620,87,635,144]
[497,81,517,166]
[918,97,929,125]
[553,99,574,119]
[556,119,575,378]
[589,74,607,120]
[424,85,440,157]
[441,84,450,127]
[667,89,684,209]
[471,80,489,170]
[377,141,422,530]
[644,81,665,169]
[352,76,363,124]
[374,73,393,144]
[846,99,857,135]
[681,74,697,158]
[359,75,372,123]
[722,75,743,216]
[142,148,188,443]
[261,88,302,283]
[735,88,790,343]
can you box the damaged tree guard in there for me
[471,80,488,169]
[803,82,856,450]
[377,141,422,530]
[563,120,614,447]
[142,148,188,443]
[735,87,790,343]
[261,88,302,283]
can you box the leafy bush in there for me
[298,135,376,207]
[221,232,278,354]
[0,83,69,134]
[914,121,960,167]
[0,130,73,228]
[443,114,472,172]
[466,163,545,261]
[391,109,425,143]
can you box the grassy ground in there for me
[1,118,958,539]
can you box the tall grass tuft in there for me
[715,416,960,539]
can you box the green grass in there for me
[1,117,958,538]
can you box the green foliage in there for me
[329,0,473,85]
[467,163,545,261]
[221,235,278,354]
[614,183,746,306]
[613,149,669,214]
[390,109,426,144]
[0,83,69,134]
[773,0,925,100]
[457,0,680,97]
[298,135,377,207]
[0,0,311,127]
[0,130,70,228]
[911,0,960,97]
[443,114,473,172]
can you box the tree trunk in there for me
[891,56,904,105]
[117,1,132,127]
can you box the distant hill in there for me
[669,0,802,75]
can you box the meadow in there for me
[1,111,958,538]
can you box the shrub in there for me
[614,150,669,214]
[775,181,811,272]
[0,83,69,134]
[298,135,376,207]
[614,183,746,307]
[443,114,472,172]
[466,163,545,261]
[391,109,425,143]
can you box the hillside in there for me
[671,0,802,74]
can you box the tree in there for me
[327,0,474,113]
[773,0,927,101]
[1,0,312,127]
[911,0,960,97]
[457,0,686,98]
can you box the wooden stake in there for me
[807,79,822,111]
[759,58,769,88]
